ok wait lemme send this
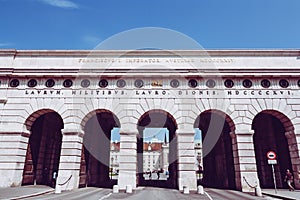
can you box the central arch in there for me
[194,109,236,189]
[79,109,120,188]
[137,109,178,189]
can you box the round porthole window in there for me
[117,79,126,88]
[224,79,234,88]
[279,79,289,88]
[261,79,271,88]
[242,79,252,88]
[134,79,144,88]
[206,79,216,88]
[170,79,179,88]
[99,79,108,88]
[188,79,198,88]
[63,79,73,88]
[45,79,55,88]
[81,79,90,88]
[10,79,20,87]
[298,80,300,87]
[27,79,37,88]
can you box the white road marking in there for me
[99,192,112,200]
[204,191,214,200]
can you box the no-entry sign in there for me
[267,151,277,160]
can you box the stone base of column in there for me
[118,171,137,190]
[118,131,137,190]
[178,171,197,191]
[177,132,197,191]
[57,130,83,191]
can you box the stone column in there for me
[0,131,29,187]
[56,129,83,191]
[118,129,137,190]
[285,131,300,189]
[231,130,261,193]
[177,130,197,191]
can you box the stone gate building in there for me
[0,49,299,192]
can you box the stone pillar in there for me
[285,131,300,189]
[56,129,83,191]
[177,130,197,191]
[231,130,261,193]
[118,129,137,190]
[0,131,29,187]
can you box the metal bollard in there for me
[55,184,61,194]
[113,185,119,193]
[183,186,189,194]
[255,186,262,197]
[197,185,204,194]
[126,185,132,193]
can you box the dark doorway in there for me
[253,112,292,189]
[80,110,120,188]
[137,110,178,189]
[195,111,236,189]
[22,112,63,188]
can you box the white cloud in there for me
[83,35,102,46]
[39,0,79,9]
[0,43,14,47]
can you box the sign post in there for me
[267,151,277,194]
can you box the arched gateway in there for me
[0,50,299,192]
[22,110,63,187]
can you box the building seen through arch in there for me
[0,49,299,193]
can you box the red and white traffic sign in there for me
[267,151,277,160]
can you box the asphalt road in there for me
[24,187,278,200]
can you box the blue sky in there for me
[111,128,201,143]
[1,0,300,49]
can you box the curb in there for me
[10,189,55,200]
[262,192,297,200]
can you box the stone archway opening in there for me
[79,109,120,188]
[137,110,178,189]
[194,110,236,189]
[252,110,295,189]
[22,110,63,188]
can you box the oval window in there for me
[134,79,144,88]
[45,79,55,88]
[27,79,37,87]
[188,79,198,88]
[261,79,271,88]
[206,79,216,88]
[10,79,20,87]
[99,79,108,88]
[63,79,73,88]
[81,79,90,88]
[117,79,126,88]
[224,79,234,88]
[242,79,252,88]
[279,79,289,88]
[170,79,179,88]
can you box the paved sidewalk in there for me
[0,185,54,200]
[262,189,300,200]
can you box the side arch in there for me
[22,109,63,187]
[252,109,299,189]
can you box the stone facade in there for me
[0,49,299,192]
